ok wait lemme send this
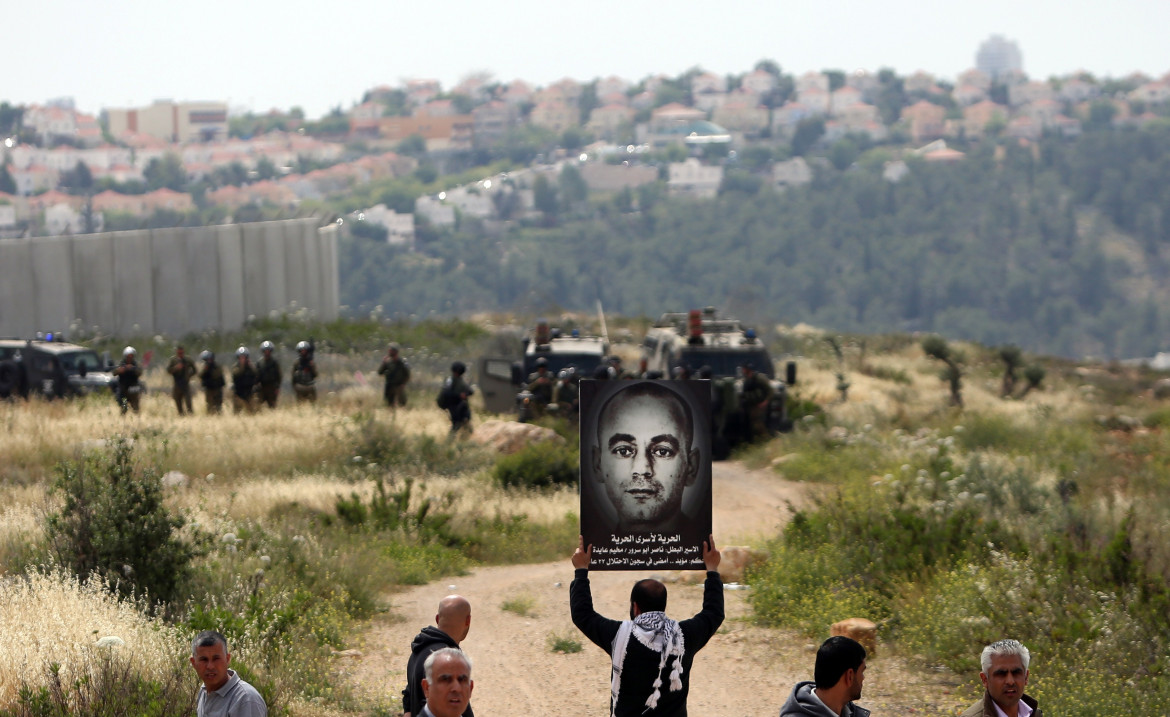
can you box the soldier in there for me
[291,341,318,404]
[740,363,774,442]
[231,347,259,414]
[113,346,143,415]
[438,361,474,437]
[524,357,554,418]
[256,340,282,409]
[167,345,197,416]
[199,350,226,414]
[553,366,580,422]
[376,342,410,409]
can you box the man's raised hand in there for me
[572,535,592,570]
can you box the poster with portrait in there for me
[579,379,713,570]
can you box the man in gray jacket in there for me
[780,636,869,717]
[960,639,1043,717]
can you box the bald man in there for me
[402,595,473,717]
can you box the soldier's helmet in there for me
[535,357,548,368]
[451,361,466,375]
[296,341,310,352]
[236,346,250,358]
[122,346,137,358]
[200,350,214,362]
[261,340,275,352]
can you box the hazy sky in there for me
[5,0,1168,119]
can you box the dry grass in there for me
[0,568,185,708]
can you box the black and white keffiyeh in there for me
[610,611,686,713]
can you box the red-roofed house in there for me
[901,101,946,143]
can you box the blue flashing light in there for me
[744,328,757,339]
[571,328,580,337]
[46,332,54,342]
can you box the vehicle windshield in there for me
[675,348,774,379]
[57,350,104,374]
[528,352,604,375]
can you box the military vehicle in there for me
[641,307,796,459]
[0,337,117,399]
[478,320,609,417]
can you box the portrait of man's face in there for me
[593,384,699,532]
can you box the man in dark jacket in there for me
[167,345,197,415]
[401,595,473,717]
[570,534,723,717]
[780,636,870,717]
[199,350,226,414]
[256,340,282,409]
[960,639,1042,717]
[377,343,410,409]
[438,362,473,436]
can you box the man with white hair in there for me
[961,639,1043,717]
[419,648,474,717]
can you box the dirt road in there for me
[345,461,965,715]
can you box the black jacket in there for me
[401,626,473,717]
[570,568,724,717]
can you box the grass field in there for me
[3,320,1170,715]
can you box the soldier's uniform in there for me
[200,358,226,414]
[167,352,197,415]
[439,365,474,436]
[377,352,410,408]
[232,360,260,414]
[257,353,282,409]
[114,359,143,414]
[292,354,318,403]
[525,368,554,417]
[741,369,774,441]
[552,371,580,422]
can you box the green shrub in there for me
[459,512,578,564]
[547,632,583,654]
[335,476,457,544]
[492,441,579,489]
[347,414,491,476]
[0,656,196,717]
[46,436,202,607]
[501,594,537,617]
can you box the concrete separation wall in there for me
[0,219,338,338]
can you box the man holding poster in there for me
[580,379,712,570]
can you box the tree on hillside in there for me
[533,174,558,225]
[59,160,94,193]
[1019,364,1046,398]
[922,335,964,408]
[144,153,187,192]
[791,117,825,156]
[999,344,1023,397]
[0,164,15,194]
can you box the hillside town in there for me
[2,34,1169,240]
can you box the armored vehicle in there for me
[0,337,117,399]
[478,320,609,417]
[642,307,796,458]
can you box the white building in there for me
[668,158,723,198]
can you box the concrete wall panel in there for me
[31,236,76,335]
[240,223,268,321]
[262,221,288,315]
[71,233,116,334]
[113,230,155,335]
[216,224,245,330]
[284,219,309,313]
[318,224,340,321]
[3,219,337,340]
[186,227,221,332]
[150,227,190,336]
[0,240,36,338]
[298,220,322,316]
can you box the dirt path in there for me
[344,462,964,715]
